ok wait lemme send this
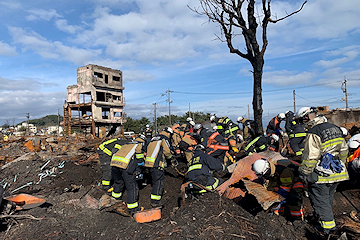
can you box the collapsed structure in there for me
[63,64,126,137]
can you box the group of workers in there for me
[97,107,359,237]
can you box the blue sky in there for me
[1,0,360,127]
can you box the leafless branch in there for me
[268,0,307,23]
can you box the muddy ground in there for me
[0,137,360,240]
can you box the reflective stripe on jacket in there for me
[300,117,349,183]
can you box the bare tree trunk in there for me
[252,57,264,136]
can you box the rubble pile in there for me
[0,135,359,240]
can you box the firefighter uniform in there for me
[240,118,256,141]
[288,123,306,157]
[172,123,184,155]
[244,135,275,156]
[266,116,282,136]
[110,137,145,214]
[97,138,129,189]
[199,128,229,161]
[216,116,239,137]
[145,131,173,207]
[299,116,349,233]
[178,133,200,162]
[186,146,226,193]
[266,160,305,221]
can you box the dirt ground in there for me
[0,137,360,240]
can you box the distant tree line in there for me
[123,111,211,133]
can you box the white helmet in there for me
[252,159,270,176]
[189,120,195,126]
[213,125,218,130]
[146,124,150,128]
[340,127,348,137]
[278,113,285,120]
[296,107,312,118]
[348,141,360,149]
[210,115,216,122]
[194,123,202,131]
[237,116,244,123]
[271,134,279,142]
[186,117,192,122]
[164,127,173,134]
[352,158,360,170]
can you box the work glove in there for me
[232,147,239,153]
[270,200,286,215]
[134,167,143,180]
[330,159,343,173]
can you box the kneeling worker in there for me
[252,158,305,223]
[186,144,227,194]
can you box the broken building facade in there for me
[63,64,126,137]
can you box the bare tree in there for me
[191,0,306,135]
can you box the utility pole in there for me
[189,103,191,117]
[341,78,349,110]
[293,90,296,113]
[165,89,173,125]
[153,103,157,134]
[26,112,30,135]
[57,108,60,136]
[247,105,250,119]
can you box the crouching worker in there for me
[97,138,129,191]
[185,144,227,194]
[110,135,146,215]
[252,158,305,223]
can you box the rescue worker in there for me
[266,113,286,136]
[211,115,239,137]
[185,144,227,194]
[181,117,195,133]
[178,132,200,162]
[171,123,185,156]
[110,135,146,214]
[193,123,229,162]
[244,134,279,156]
[252,158,304,223]
[284,111,296,134]
[288,118,306,158]
[237,116,256,141]
[297,106,349,236]
[145,127,173,208]
[347,141,360,185]
[144,124,153,142]
[97,137,129,191]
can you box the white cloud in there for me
[26,9,61,21]
[315,45,360,68]
[263,70,314,86]
[0,41,17,56]
[55,19,81,34]
[9,27,100,65]
[0,1,21,9]
[0,90,65,124]
[122,70,154,83]
[0,77,57,91]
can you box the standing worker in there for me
[145,127,174,208]
[297,107,349,236]
[110,135,147,215]
[97,137,129,191]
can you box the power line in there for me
[172,82,335,95]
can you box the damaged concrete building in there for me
[63,64,126,137]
